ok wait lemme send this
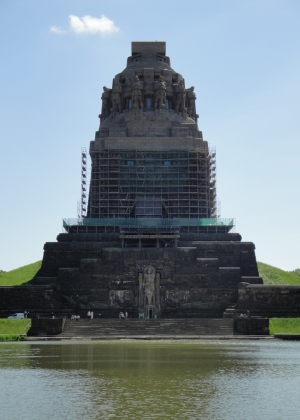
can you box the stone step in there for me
[59,318,234,337]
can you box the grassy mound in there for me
[0,261,41,286]
[257,262,300,285]
[269,318,300,335]
[0,319,31,341]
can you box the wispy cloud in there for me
[50,26,66,35]
[69,15,119,34]
[50,15,120,36]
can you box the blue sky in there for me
[1,0,299,271]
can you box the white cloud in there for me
[50,26,66,35]
[50,15,119,35]
[69,15,119,34]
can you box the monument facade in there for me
[29,42,261,318]
[2,41,300,327]
[6,42,288,322]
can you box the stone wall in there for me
[0,286,62,317]
[30,239,262,318]
[234,283,300,317]
[0,236,266,319]
[29,318,66,336]
[3,243,300,319]
[234,318,269,335]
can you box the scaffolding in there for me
[63,139,237,239]
[77,148,88,218]
[86,148,217,223]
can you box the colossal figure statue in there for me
[100,86,111,119]
[112,83,123,114]
[173,79,186,113]
[154,75,167,110]
[131,75,143,110]
[186,86,197,120]
[138,266,161,308]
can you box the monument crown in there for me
[128,41,170,67]
[98,41,198,135]
[131,41,166,55]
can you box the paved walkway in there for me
[26,335,273,341]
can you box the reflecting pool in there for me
[1,339,300,419]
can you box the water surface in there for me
[0,339,299,419]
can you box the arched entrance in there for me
[146,305,155,319]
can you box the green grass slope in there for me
[269,318,300,335]
[257,262,300,285]
[0,261,41,286]
[0,319,31,341]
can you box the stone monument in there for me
[29,41,262,319]
[9,41,298,323]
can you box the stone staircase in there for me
[58,318,234,339]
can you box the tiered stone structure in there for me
[1,42,300,329]
[29,41,262,319]
[12,41,300,328]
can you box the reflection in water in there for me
[0,340,300,419]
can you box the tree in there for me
[290,269,300,277]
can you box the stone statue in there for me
[131,75,143,110]
[112,83,123,114]
[138,265,160,307]
[186,86,197,120]
[173,79,186,113]
[154,75,167,110]
[100,86,111,119]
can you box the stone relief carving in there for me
[138,265,160,307]
[154,75,167,110]
[164,289,190,307]
[109,290,134,306]
[100,86,111,119]
[131,75,143,110]
[173,79,186,113]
